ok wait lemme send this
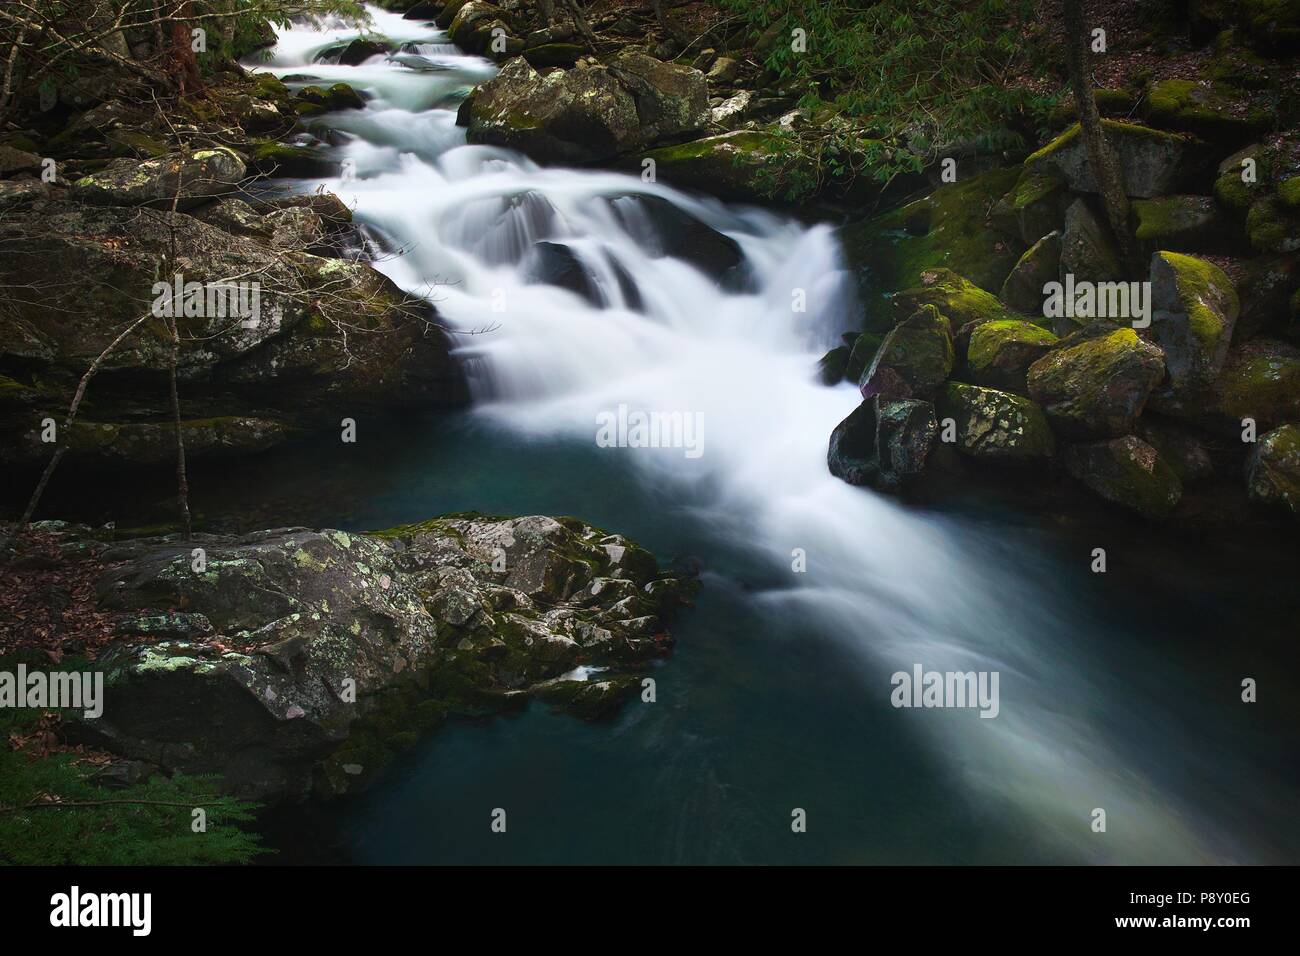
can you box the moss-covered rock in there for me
[1212,338,1300,430]
[859,304,954,399]
[965,319,1059,394]
[1241,0,1300,52]
[1246,196,1300,253]
[937,381,1055,460]
[990,168,1070,245]
[999,230,1061,315]
[1144,79,1271,143]
[839,167,1025,312]
[1063,435,1182,519]
[10,417,297,467]
[844,330,888,382]
[1132,195,1227,255]
[1245,424,1300,519]
[250,140,338,177]
[871,268,1021,334]
[1024,120,1207,199]
[1027,323,1166,437]
[634,130,802,203]
[1137,416,1215,484]
[1149,251,1239,394]
[826,396,937,488]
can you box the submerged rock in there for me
[71,515,694,801]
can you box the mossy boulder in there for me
[1027,323,1166,438]
[1024,120,1207,199]
[249,140,338,178]
[9,417,296,467]
[937,382,1055,460]
[859,304,954,399]
[70,148,245,210]
[1245,424,1300,519]
[818,345,851,385]
[1149,251,1239,393]
[1137,416,1215,484]
[965,319,1059,394]
[1144,79,1271,143]
[523,43,585,69]
[839,167,1024,311]
[872,268,1020,334]
[990,168,1070,245]
[999,231,1061,315]
[1211,338,1300,431]
[462,53,707,164]
[1063,435,1183,519]
[1246,197,1300,254]
[844,331,888,382]
[1131,195,1226,256]
[634,130,801,203]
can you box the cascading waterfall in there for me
[248,7,1252,864]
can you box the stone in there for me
[999,231,1061,315]
[937,382,1056,460]
[70,148,246,210]
[1245,424,1300,519]
[1024,120,1207,199]
[964,319,1059,394]
[1149,251,1239,394]
[1063,435,1183,519]
[859,304,954,399]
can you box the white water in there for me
[251,8,1238,863]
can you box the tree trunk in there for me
[1062,0,1137,274]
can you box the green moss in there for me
[1026,119,1186,167]
[967,319,1057,370]
[841,167,1024,320]
[1146,79,1269,139]
[938,381,1055,459]
[881,268,1020,333]
[1154,252,1237,350]
[1213,170,1255,213]
[1278,176,1300,211]
[1246,196,1300,252]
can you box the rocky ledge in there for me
[42,513,693,802]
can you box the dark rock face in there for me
[859,305,954,400]
[73,515,694,801]
[1246,424,1300,519]
[525,241,602,304]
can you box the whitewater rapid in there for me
[249,7,1238,863]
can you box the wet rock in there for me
[874,397,938,487]
[1063,435,1183,519]
[827,399,880,486]
[991,168,1070,245]
[1137,416,1215,484]
[633,130,801,203]
[524,241,602,305]
[1027,323,1166,438]
[72,515,692,800]
[603,194,742,282]
[937,382,1055,460]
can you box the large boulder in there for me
[937,382,1055,460]
[70,148,246,209]
[634,130,801,203]
[603,194,742,282]
[1024,120,1208,199]
[827,399,880,486]
[1148,251,1239,395]
[462,54,708,164]
[69,515,692,801]
[964,319,1059,394]
[1063,435,1183,519]
[1027,323,1166,438]
[859,304,954,399]
[1245,424,1300,519]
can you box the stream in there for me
[232,8,1298,865]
